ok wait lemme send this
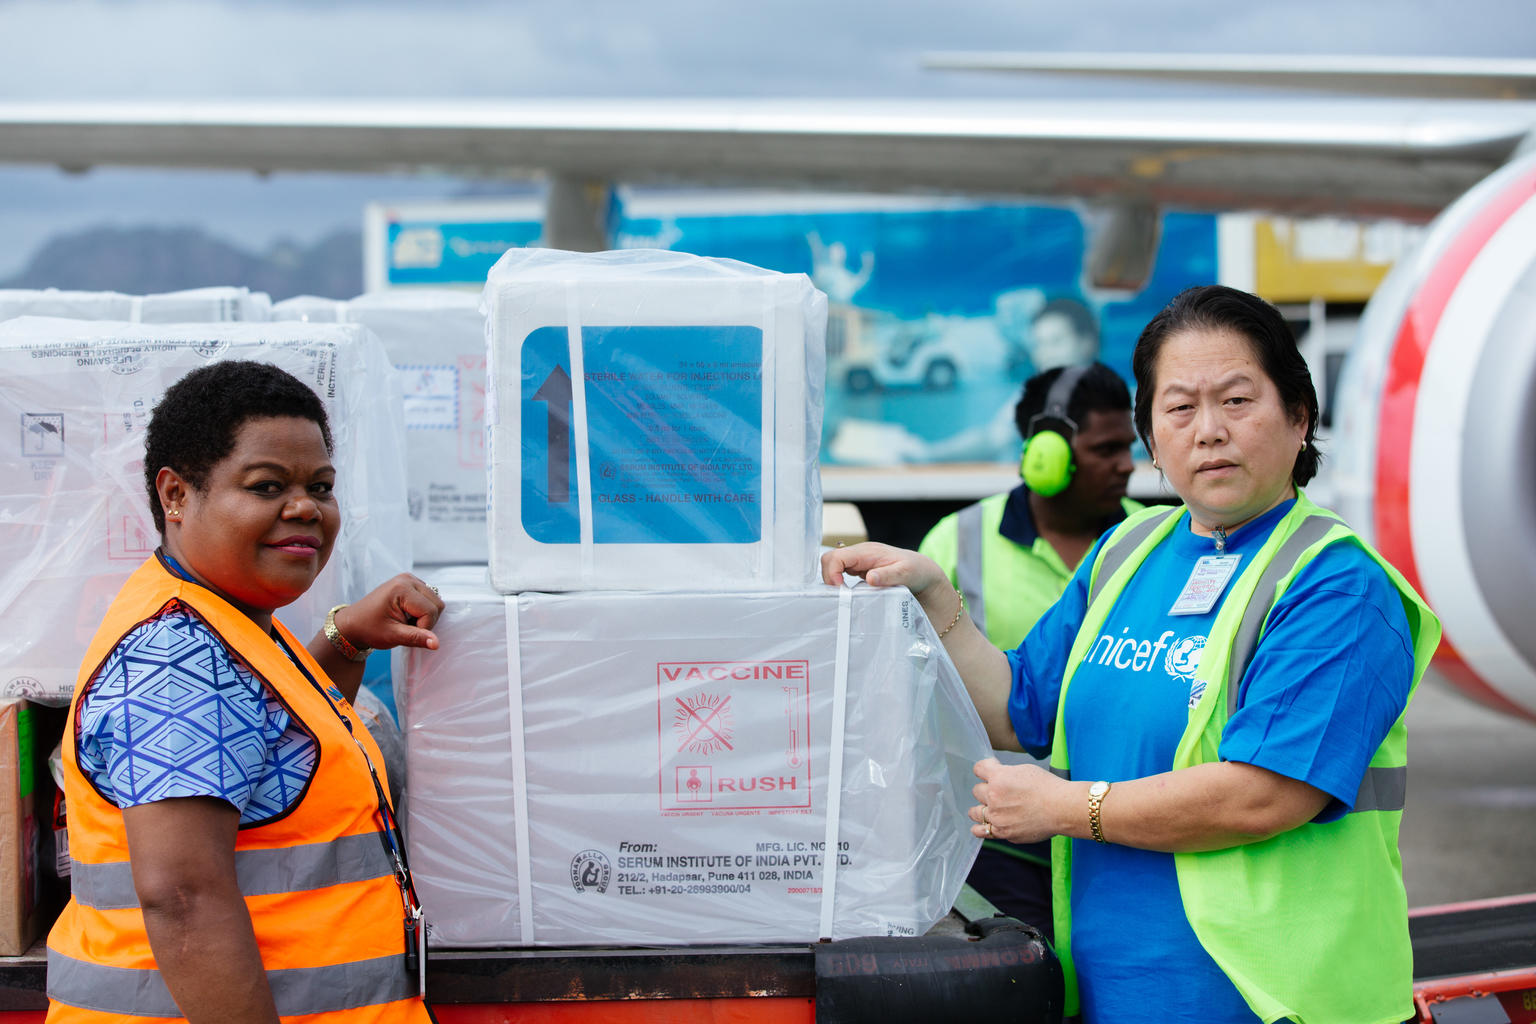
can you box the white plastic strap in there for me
[817,581,855,939]
[564,283,596,584]
[504,597,535,944]
[756,279,775,583]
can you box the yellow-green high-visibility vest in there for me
[1045,492,1440,1024]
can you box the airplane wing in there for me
[921,53,1536,101]
[0,98,1532,220]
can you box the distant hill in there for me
[0,225,362,300]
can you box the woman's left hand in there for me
[332,574,445,654]
[968,757,1068,844]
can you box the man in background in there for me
[919,362,1138,937]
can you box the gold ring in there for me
[428,585,440,596]
[984,822,994,838]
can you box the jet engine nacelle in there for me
[1332,149,1536,723]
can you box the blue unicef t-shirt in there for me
[1005,500,1415,1024]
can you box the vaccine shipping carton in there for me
[401,567,988,947]
[483,249,827,593]
[0,318,411,704]
[0,287,271,323]
[274,290,488,565]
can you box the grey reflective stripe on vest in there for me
[1354,765,1407,813]
[955,502,987,636]
[69,831,393,911]
[1225,514,1343,720]
[1088,507,1181,608]
[1046,765,1400,810]
[1213,513,1407,815]
[48,949,414,1017]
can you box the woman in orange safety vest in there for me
[46,360,444,1024]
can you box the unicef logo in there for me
[570,850,611,894]
[1164,635,1207,681]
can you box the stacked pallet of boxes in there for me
[0,316,412,705]
[401,249,989,947]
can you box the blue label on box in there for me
[520,325,764,544]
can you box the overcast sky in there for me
[1,0,1532,277]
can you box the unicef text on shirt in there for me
[1086,629,1208,679]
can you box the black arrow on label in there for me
[532,365,572,503]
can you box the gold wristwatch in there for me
[324,604,372,663]
[1087,780,1111,844]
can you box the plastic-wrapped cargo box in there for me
[0,287,270,323]
[482,249,827,593]
[0,317,411,704]
[401,567,988,947]
[274,290,488,565]
[268,295,346,323]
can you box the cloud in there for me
[3,0,1531,102]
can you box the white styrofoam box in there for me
[0,317,412,704]
[275,290,488,565]
[402,568,988,947]
[0,287,271,323]
[483,248,827,592]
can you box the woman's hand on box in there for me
[820,542,948,599]
[333,575,445,654]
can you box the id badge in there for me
[417,912,427,1000]
[1169,555,1242,616]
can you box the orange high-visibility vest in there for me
[47,553,430,1023]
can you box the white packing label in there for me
[1169,555,1242,616]
[399,364,460,430]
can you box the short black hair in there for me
[143,361,333,533]
[1015,362,1131,441]
[1130,285,1320,485]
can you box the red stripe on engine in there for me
[1372,164,1536,707]
[1373,164,1536,597]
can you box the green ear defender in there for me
[1021,365,1088,497]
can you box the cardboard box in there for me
[401,568,988,947]
[0,699,64,955]
[482,249,827,592]
[275,290,489,565]
[0,318,412,704]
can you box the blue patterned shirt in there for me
[78,608,319,825]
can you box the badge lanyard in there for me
[277,631,425,986]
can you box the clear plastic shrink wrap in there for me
[0,287,271,323]
[274,290,488,565]
[0,317,412,704]
[482,249,827,592]
[401,567,989,947]
[269,295,347,323]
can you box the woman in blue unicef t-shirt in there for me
[823,285,1438,1024]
